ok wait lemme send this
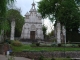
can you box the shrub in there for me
[66,56,70,58]
[8,56,14,60]
[51,57,55,60]
[78,44,80,47]
[39,55,44,60]
[36,43,40,46]
[11,40,22,46]
[71,44,78,47]
[4,39,11,44]
[51,39,57,42]
[58,44,62,47]
[51,43,57,47]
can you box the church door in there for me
[30,31,35,40]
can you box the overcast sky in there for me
[15,0,54,34]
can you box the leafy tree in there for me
[0,0,14,17]
[38,0,80,31]
[0,0,15,42]
[0,0,15,33]
[6,9,24,37]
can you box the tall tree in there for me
[38,0,80,31]
[0,0,15,33]
[0,0,14,17]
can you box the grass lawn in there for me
[11,44,80,52]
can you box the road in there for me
[0,55,32,60]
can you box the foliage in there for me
[47,30,54,37]
[42,25,47,38]
[11,40,22,46]
[4,39,11,44]
[51,57,55,60]
[58,44,62,47]
[66,56,71,58]
[38,0,80,31]
[51,43,57,47]
[8,56,14,60]
[36,42,40,46]
[66,31,80,42]
[0,0,15,32]
[39,55,44,60]
[0,0,14,17]
[1,19,10,34]
[78,44,80,47]
[6,9,24,37]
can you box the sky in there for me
[15,0,54,34]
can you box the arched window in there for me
[31,25,36,31]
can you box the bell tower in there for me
[29,0,36,12]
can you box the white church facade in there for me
[21,2,44,40]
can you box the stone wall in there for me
[10,51,80,59]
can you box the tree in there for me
[0,0,15,42]
[6,9,24,37]
[0,0,15,33]
[0,0,14,17]
[38,0,80,31]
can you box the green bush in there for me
[66,56,70,58]
[78,44,80,47]
[51,57,55,60]
[36,43,40,46]
[39,55,44,60]
[11,40,22,46]
[58,44,62,47]
[4,39,11,44]
[51,43,57,47]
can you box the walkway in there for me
[0,55,32,60]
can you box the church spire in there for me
[32,1,35,9]
[30,0,36,12]
[32,0,35,6]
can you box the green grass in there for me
[11,44,80,52]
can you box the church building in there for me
[21,2,44,41]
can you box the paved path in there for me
[0,55,32,60]
[0,55,7,60]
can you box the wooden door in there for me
[30,31,35,39]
